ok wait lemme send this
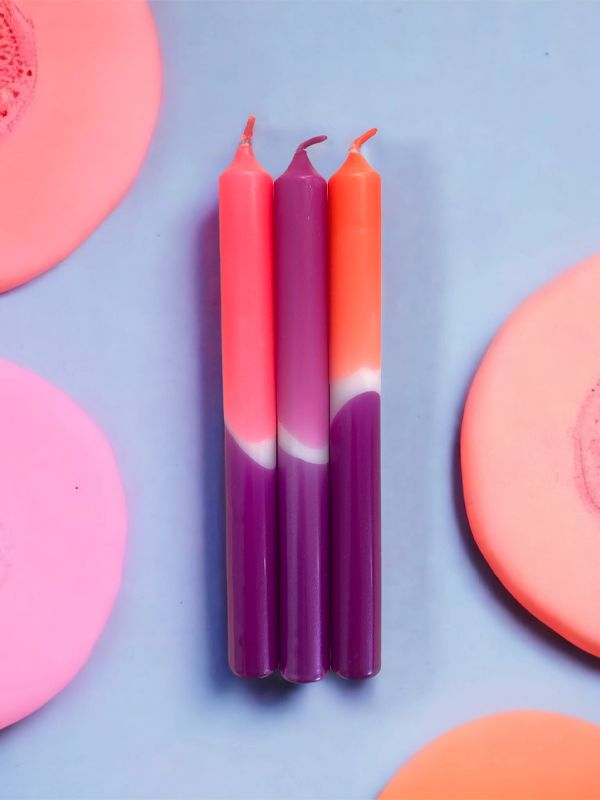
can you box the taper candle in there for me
[275,135,329,683]
[219,117,277,678]
[329,128,381,680]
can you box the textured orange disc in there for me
[462,253,600,656]
[379,711,600,799]
[0,0,161,291]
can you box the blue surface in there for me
[3,1,600,797]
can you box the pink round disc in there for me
[0,0,161,292]
[462,253,600,657]
[0,359,127,729]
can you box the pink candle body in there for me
[219,118,277,678]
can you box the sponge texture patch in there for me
[0,1,37,135]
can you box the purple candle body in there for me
[224,431,277,678]
[330,392,381,678]
[275,136,329,683]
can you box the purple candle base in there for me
[224,430,277,679]
[278,446,329,683]
[330,390,381,680]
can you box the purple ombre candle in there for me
[275,136,330,683]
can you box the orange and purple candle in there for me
[275,136,329,683]
[329,129,381,679]
[219,117,277,678]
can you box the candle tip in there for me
[350,128,378,153]
[241,115,256,144]
[296,134,327,153]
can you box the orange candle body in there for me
[329,130,381,679]
[219,119,277,678]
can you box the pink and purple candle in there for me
[219,117,277,678]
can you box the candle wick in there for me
[241,115,256,144]
[350,128,378,153]
[296,135,327,153]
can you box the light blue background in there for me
[2,1,600,797]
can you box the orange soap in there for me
[0,0,161,291]
[379,711,600,800]
[462,253,600,657]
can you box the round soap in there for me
[379,711,600,799]
[0,0,161,292]
[462,253,600,657]
[0,359,127,729]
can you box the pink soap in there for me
[0,359,127,729]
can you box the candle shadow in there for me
[194,206,227,690]
[194,205,297,702]
[451,384,600,672]
[379,142,441,697]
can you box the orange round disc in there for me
[379,711,600,799]
[0,0,161,291]
[462,253,600,656]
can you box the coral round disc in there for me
[0,359,127,729]
[379,711,600,799]
[0,0,161,292]
[462,253,600,657]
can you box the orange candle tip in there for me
[241,115,256,144]
[296,135,327,153]
[350,128,378,152]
